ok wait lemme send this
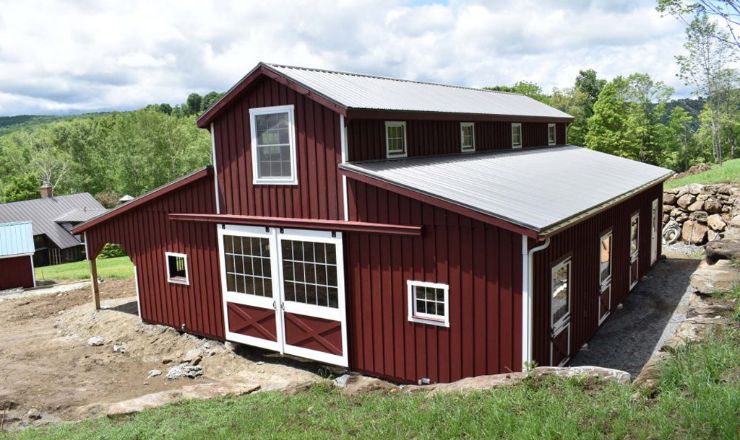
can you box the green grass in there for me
[666,158,740,189]
[5,328,738,439]
[34,256,134,282]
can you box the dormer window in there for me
[460,122,475,152]
[512,123,522,149]
[250,105,298,185]
[385,121,407,158]
[548,123,556,145]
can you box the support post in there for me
[89,256,100,310]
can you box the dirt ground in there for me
[0,280,322,431]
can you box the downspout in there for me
[521,235,550,371]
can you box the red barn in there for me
[0,221,36,290]
[74,63,671,384]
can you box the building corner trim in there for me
[521,236,550,370]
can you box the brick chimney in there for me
[40,182,53,199]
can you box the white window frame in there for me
[511,122,522,149]
[407,280,449,327]
[599,230,613,289]
[460,122,475,152]
[249,105,298,185]
[165,252,189,286]
[548,123,556,145]
[385,121,408,158]
[550,258,571,333]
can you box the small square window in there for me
[407,280,449,327]
[385,121,407,158]
[548,123,556,145]
[460,122,475,152]
[166,252,189,285]
[512,123,522,149]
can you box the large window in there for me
[223,235,273,297]
[407,280,449,327]
[599,231,612,286]
[385,121,407,158]
[250,105,297,185]
[166,252,189,285]
[281,240,339,308]
[551,258,570,329]
[548,123,556,145]
[460,122,475,152]
[512,123,522,149]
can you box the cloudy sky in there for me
[0,0,691,116]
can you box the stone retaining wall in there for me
[662,183,739,245]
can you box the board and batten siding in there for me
[346,120,568,161]
[212,76,344,220]
[345,179,523,384]
[84,176,225,341]
[530,183,663,366]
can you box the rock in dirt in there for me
[182,348,203,365]
[333,374,396,395]
[25,408,42,421]
[705,239,740,263]
[87,336,104,346]
[531,366,631,384]
[166,364,203,380]
[113,343,127,353]
[147,369,162,378]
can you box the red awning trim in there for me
[169,213,423,236]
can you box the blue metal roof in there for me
[0,221,35,257]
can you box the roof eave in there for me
[346,108,574,123]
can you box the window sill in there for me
[253,178,298,186]
[168,277,189,286]
[386,152,408,159]
[409,315,449,328]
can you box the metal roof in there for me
[0,193,104,249]
[0,221,34,257]
[340,145,673,235]
[267,64,573,119]
[54,208,107,223]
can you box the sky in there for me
[0,0,694,116]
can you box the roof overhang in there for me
[346,109,574,123]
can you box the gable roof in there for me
[0,193,105,249]
[0,221,35,257]
[197,62,574,128]
[340,146,672,238]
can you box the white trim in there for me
[0,252,34,260]
[598,285,611,325]
[460,122,475,152]
[550,325,571,367]
[407,280,450,327]
[550,257,571,334]
[165,252,189,286]
[249,105,298,185]
[134,265,142,321]
[29,254,36,288]
[210,122,221,214]
[511,122,522,149]
[651,198,658,265]
[385,121,408,158]
[547,123,556,146]
[521,236,550,369]
[340,115,349,221]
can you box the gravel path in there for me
[569,256,700,376]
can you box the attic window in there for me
[385,121,407,158]
[166,252,189,285]
[407,280,449,327]
[548,123,556,145]
[460,122,475,152]
[250,105,298,185]
[512,123,522,149]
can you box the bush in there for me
[98,243,125,259]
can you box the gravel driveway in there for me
[569,256,700,376]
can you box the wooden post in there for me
[89,257,100,310]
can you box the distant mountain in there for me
[0,114,85,135]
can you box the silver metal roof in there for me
[0,221,34,257]
[341,146,672,234]
[267,64,573,119]
[0,193,104,249]
[54,208,107,223]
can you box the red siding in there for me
[0,255,34,290]
[346,180,523,384]
[213,76,343,220]
[531,183,663,366]
[84,176,224,341]
[347,120,567,161]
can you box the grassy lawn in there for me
[5,326,738,439]
[666,158,740,189]
[34,256,134,282]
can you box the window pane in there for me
[281,240,339,309]
[631,217,639,254]
[222,235,272,297]
[600,235,611,284]
[411,284,447,320]
[552,262,570,324]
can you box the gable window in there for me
[460,122,475,152]
[511,123,522,149]
[166,252,189,285]
[249,105,297,185]
[385,121,407,158]
[599,231,613,286]
[551,258,570,330]
[548,123,556,145]
[407,280,449,327]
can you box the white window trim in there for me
[385,121,408,158]
[511,122,522,149]
[407,280,449,327]
[249,105,298,185]
[550,258,571,333]
[599,230,613,289]
[460,122,475,152]
[165,252,189,286]
[548,123,556,146]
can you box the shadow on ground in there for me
[569,257,700,376]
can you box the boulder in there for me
[704,198,722,213]
[708,230,722,242]
[707,214,726,231]
[182,348,203,365]
[687,200,705,212]
[681,220,708,244]
[718,184,733,195]
[697,193,709,201]
[166,364,204,380]
[662,204,673,213]
[676,194,695,209]
[532,366,631,384]
[687,183,704,195]
[670,207,684,218]
[334,374,396,396]
[689,211,708,223]
[663,193,677,205]
[690,260,740,294]
[705,239,740,263]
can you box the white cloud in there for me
[0,0,694,115]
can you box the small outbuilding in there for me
[0,221,36,290]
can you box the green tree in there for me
[2,174,38,203]
[186,93,203,116]
[585,77,636,156]
[664,106,697,170]
[657,0,740,47]
[485,81,549,103]
[575,69,606,119]
[202,92,224,111]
